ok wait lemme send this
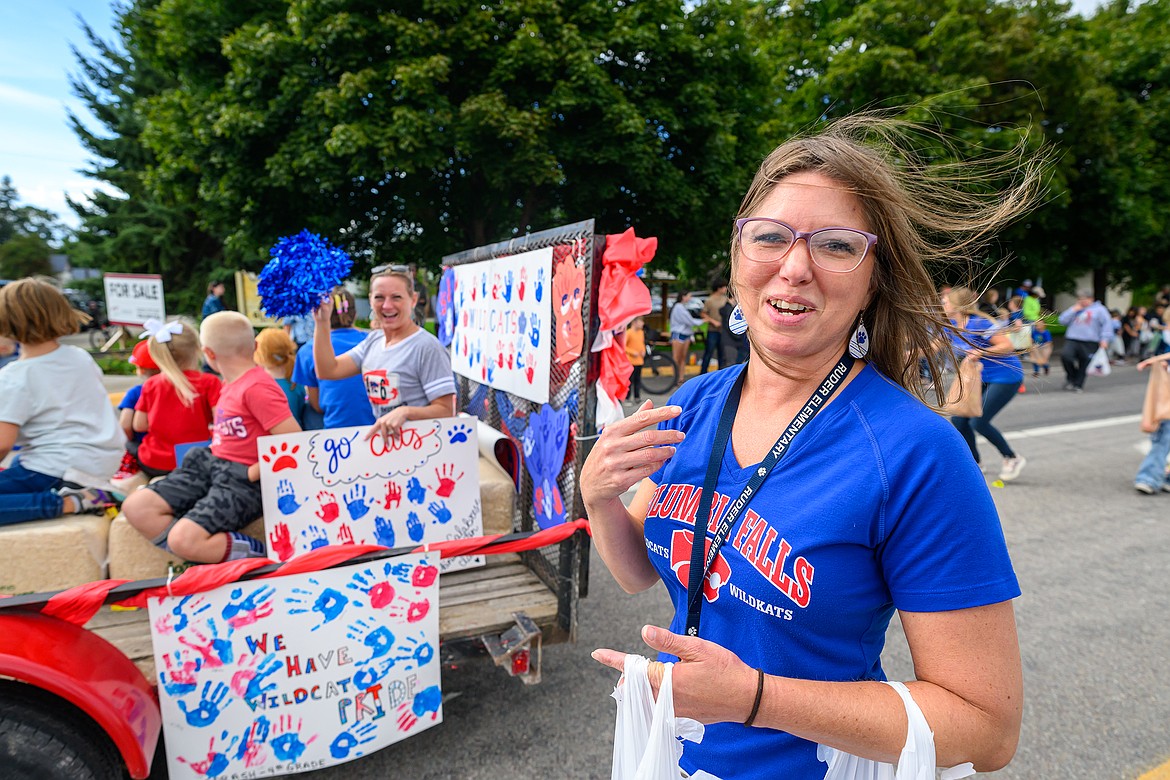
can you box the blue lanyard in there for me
[683,352,855,637]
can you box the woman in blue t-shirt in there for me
[581,116,1043,780]
[944,286,1027,482]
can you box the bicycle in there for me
[640,348,677,395]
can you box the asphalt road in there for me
[271,359,1168,780]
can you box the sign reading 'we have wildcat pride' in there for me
[257,419,483,571]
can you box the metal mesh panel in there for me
[443,220,599,640]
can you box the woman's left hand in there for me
[593,625,759,725]
[367,407,411,444]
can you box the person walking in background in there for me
[1058,290,1112,392]
[699,281,729,374]
[625,316,646,401]
[944,287,1028,481]
[1030,319,1053,376]
[201,280,227,319]
[1122,307,1142,362]
[669,291,703,387]
[979,287,1003,319]
[1022,286,1042,323]
[1134,351,1170,494]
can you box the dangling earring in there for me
[728,305,748,336]
[848,316,869,359]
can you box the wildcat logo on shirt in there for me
[669,529,733,603]
[647,482,815,610]
[363,370,400,407]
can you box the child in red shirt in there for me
[122,312,301,563]
[132,321,222,479]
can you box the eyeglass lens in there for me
[739,219,869,270]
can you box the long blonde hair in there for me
[731,112,1048,407]
[146,320,202,406]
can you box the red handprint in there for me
[432,464,464,498]
[269,522,295,562]
[337,524,355,545]
[315,491,339,523]
[412,564,439,588]
[383,481,402,510]
[519,265,528,300]
[228,653,261,697]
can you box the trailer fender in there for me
[0,611,160,779]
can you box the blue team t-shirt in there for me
[291,329,375,429]
[645,364,1020,780]
[949,314,1023,384]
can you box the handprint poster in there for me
[258,418,483,573]
[148,553,442,779]
[449,246,552,404]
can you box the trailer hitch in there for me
[481,612,542,684]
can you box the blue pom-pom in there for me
[257,230,353,319]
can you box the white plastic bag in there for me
[1087,347,1112,377]
[610,654,706,780]
[817,681,975,780]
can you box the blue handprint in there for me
[222,585,275,625]
[518,311,527,334]
[178,681,232,727]
[486,362,495,383]
[389,561,414,583]
[373,515,396,547]
[406,476,427,505]
[302,525,329,550]
[187,730,237,778]
[428,500,452,524]
[288,580,349,631]
[528,312,541,347]
[347,617,394,662]
[330,721,377,759]
[243,654,282,701]
[344,484,372,520]
[406,511,424,542]
[159,651,202,697]
[503,269,513,302]
[170,594,210,633]
[447,422,472,444]
[535,267,544,302]
[480,274,487,298]
[275,479,303,515]
[412,685,443,717]
[272,729,310,762]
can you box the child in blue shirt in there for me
[1030,320,1053,377]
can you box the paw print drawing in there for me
[275,479,303,515]
[261,442,300,472]
[344,484,373,520]
[447,423,473,444]
[315,491,339,523]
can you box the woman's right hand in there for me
[580,400,684,506]
[312,295,334,328]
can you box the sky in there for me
[1,0,1107,233]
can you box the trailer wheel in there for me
[0,681,123,780]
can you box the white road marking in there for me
[1002,414,1143,440]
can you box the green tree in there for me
[0,235,53,278]
[69,9,225,316]
[0,176,63,247]
[128,0,777,277]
